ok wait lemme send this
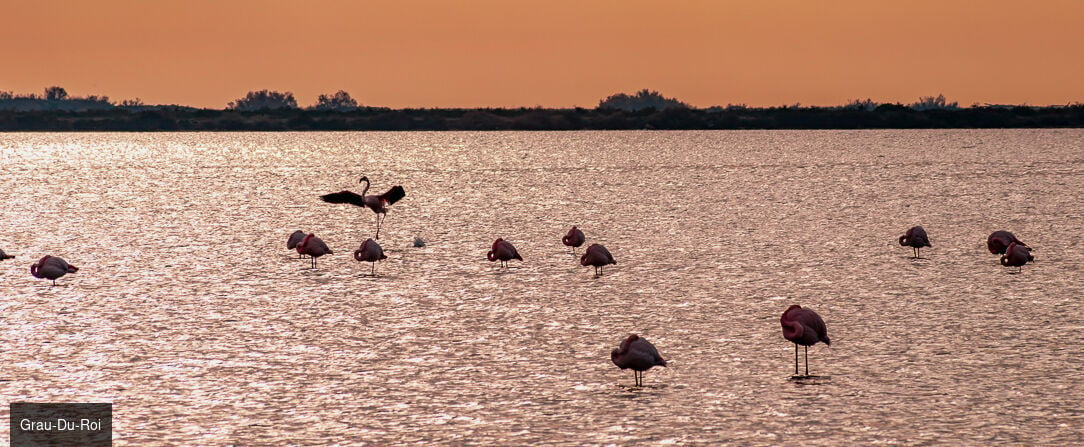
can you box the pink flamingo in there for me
[353,238,387,276]
[30,255,79,286]
[898,226,931,258]
[987,230,1028,255]
[297,233,333,269]
[580,244,616,277]
[287,230,307,258]
[611,334,668,387]
[320,176,406,239]
[487,238,522,268]
[0,249,13,260]
[1000,241,1034,272]
[562,226,585,255]
[780,305,830,377]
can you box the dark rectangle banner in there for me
[10,402,112,447]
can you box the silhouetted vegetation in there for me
[227,90,298,111]
[598,89,688,111]
[0,86,113,112]
[0,86,1081,130]
[310,90,359,111]
[910,94,959,111]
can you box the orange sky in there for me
[2,0,1082,109]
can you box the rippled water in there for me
[1,130,1082,445]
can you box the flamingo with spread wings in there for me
[320,176,406,239]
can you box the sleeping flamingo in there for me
[898,225,931,258]
[287,230,307,258]
[611,334,667,387]
[30,255,79,286]
[353,238,387,276]
[987,230,1028,255]
[562,226,585,255]
[1000,241,1034,272]
[320,176,406,240]
[296,233,333,269]
[487,238,522,268]
[580,243,616,277]
[780,305,830,377]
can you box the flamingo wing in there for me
[380,185,406,206]
[320,190,367,208]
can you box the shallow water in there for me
[1,130,1082,445]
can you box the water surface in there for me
[1,130,1082,445]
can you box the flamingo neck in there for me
[781,319,804,341]
[360,178,371,197]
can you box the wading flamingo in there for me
[580,243,616,277]
[487,238,522,268]
[780,305,830,377]
[30,255,79,286]
[320,176,406,239]
[611,334,668,387]
[297,233,333,269]
[353,238,387,276]
[1000,241,1034,272]
[287,230,307,258]
[898,226,932,258]
[987,230,1028,255]
[562,226,585,255]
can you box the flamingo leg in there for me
[794,343,799,376]
[804,345,809,376]
[371,262,376,276]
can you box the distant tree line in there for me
[2,104,1081,131]
[0,86,113,112]
[1,86,1082,130]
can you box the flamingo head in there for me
[358,176,369,184]
[898,235,907,246]
[30,255,51,278]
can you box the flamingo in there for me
[320,176,406,239]
[296,233,333,269]
[580,243,616,277]
[1000,241,1034,272]
[780,305,830,377]
[0,249,13,260]
[287,230,307,258]
[898,226,932,258]
[353,238,387,276]
[30,255,79,286]
[987,230,1028,255]
[487,238,522,268]
[562,226,585,255]
[611,334,668,387]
